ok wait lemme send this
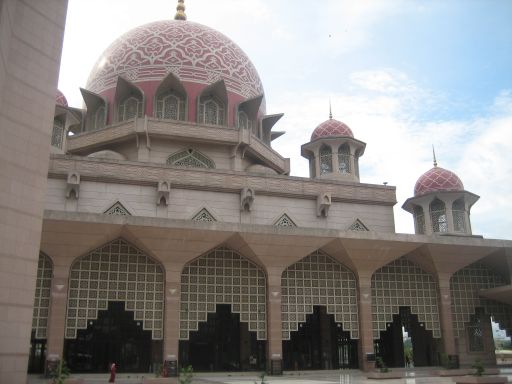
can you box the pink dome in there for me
[56,89,68,107]
[414,167,464,196]
[311,119,354,141]
[86,20,264,110]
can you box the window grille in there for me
[118,96,142,122]
[179,247,267,340]
[32,253,52,339]
[371,257,441,339]
[94,106,106,130]
[338,144,351,173]
[238,110,252,131]
[51,119,64,149]
[198,96,224,126]
[281,251,359,340]
[430,198,447,233]
[467,313,484,352]
[167,149,215,169]
[274,214,296,227]
[319,146,332,175]
[156,92,185,120]
[450,262,512,337]
[65,239,164,340]
[452,198,466,232]
[413,205,426,234]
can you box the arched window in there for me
[118,96,142,122]
[319,145,332,175]
[156,92,185,120]
[51,118,64,149]
[413,205,425,234]
[452,198,466,232]
[338,144,351,174]
[430,198,447,233]
[94,106,105,130]
[198,96,225,126]
[167,149,215,169]
[238,110,252,131]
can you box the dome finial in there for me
[329,99,333,119]
[432,145,438,167]
[175,0,187,20]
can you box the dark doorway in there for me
[283,306,358,370]
[27,331,46,373]
[64,301,159,373]
[375,307,438,368]
[179,304,266,371]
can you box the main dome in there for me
[86,20,264,101]
[311,118,354,141]
[414,167,464,196]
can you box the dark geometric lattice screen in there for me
[32,253,53,338]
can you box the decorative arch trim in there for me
[274,213,297,227]
[104,201,131,216]
[191,208,217,222]
[167,148,215,169]
[348,219,369,231]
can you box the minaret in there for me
[175,0,187,20]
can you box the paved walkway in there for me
[28,367,512,384]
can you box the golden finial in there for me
[175,0,187,20]
[329,99,333,119]
[432,145,438,167]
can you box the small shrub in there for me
[376,356,389,373]
[179,365,194,384]
[472,359,485,377]
[254,372,267,384]
[50,360,70,384]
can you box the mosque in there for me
[28,0,512,376]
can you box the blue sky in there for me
[59,0,512,238]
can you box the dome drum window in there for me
[338,144,351,174]
[156,93,185,120]
[199,96,225,126]
[51,118,65,149]
[119,96,143,121]
[319,145,333,175]
[114,77,144,123]
[413,206,426,234]
[430,198,447,233]
[452,198,466,232]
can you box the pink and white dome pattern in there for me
[86,20,264,100]
[414,167,464,196]
[56,89,68,107]
[311,119,354,141]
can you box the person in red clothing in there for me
[108,363,116,383]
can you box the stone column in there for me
[267,274,283,375]
[0,2,67,382]
[357,275,375,371]
[163,278,181,377]
[421,202,433,235]
[445,204,455,233]
[45,268,69,376]
[313,148,321,178]
[438,274,458,367]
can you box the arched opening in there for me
[283,306,357,370]
[114,77,144,123]
[281,251,359,370]
[430,198,447,233]
[180,304,266,372]
[238,110,251,131]
[154,72,187,120]
[51,117,64,149]
[372,258,441,368]
[337,144,351,174]
[319,145,332,175]
[81,88,107,131]
[413,205,425,234]
[197,80,228,126]
[94,106,106,130]
[63,239,164,373]
[374,307,437,368]
[178,247,267,372]
[119,96,142,121]
[28,253,53,374]
[452,198,466,232]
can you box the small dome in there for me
[56,89,68,107]
[414,166,464,196]
[311,118,354,141]
[86,20,265,113]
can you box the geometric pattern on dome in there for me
[414,167,464,197]
[56,89,68,107]
[86,20,264,101]
[311,118,354,141]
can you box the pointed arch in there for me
[65,238,164,340]
[429,198,447,233]
[319,144,332,175]
[338,143,351,173]
[154,72,187,120]
[179,246,267,340]
[167,148,215,169]
[197,80,227,126]
[371,257,441,339]
[452,197,466,232]
[81,88,107,131]
[114,77,144,122]
[281,250,359,340]
[32,252,53,339]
